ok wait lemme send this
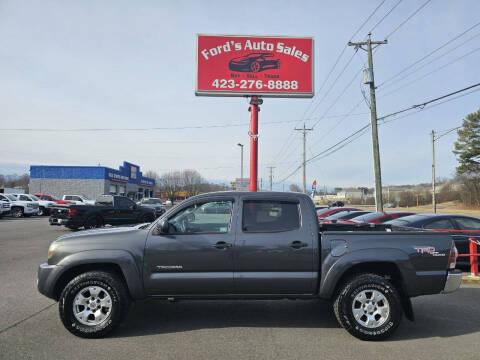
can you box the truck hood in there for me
[56,223,150,242]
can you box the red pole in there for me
[469,237,479,276]
[249,96,260,191]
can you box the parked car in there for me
[316,207,361,220]
[137,197,166,218]
[0,193,39,217]
[327,201,345,207]
[34,194,73,205]
[49,195,156,230]
[20,194,56,216]
[62,195,95,205]
[386,214,480,267]
[320,210,371,224]
[344,211,415,224]
[37,191,461,340]
[0,199,11,218]
[384,203,397,208]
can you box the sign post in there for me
[196,34,314,191]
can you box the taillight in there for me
[68,209,78,217]
[447,242,458,270]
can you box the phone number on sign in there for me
[211,79,299,90]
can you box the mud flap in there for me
[402,295,415,321]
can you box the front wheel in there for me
[38,207,45,216]
[59,271,131,338]
[333,273,403,341]
[11,207,24,218]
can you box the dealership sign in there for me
[196,34,313,98]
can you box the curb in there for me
[462,275,480,284]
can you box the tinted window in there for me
[116,197,134,209]
[454,217,480,230]
[0,194,7,201]
[19,195,30,201]
[242,200,300,232]
[423,219,455,230]
[168,201,233,234]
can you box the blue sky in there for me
[0,0,479,190]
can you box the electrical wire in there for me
[385,0,432,39]
[369,0,403,33]
[377,20,480,88]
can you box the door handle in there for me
[212,241,232,249]
[290,241,308,249]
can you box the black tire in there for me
[59,271,131,338]
[84,216,102,229]
[11,207,24,218]
[66,225,79,231]
[333,273,402,341]
[38,207,45,216]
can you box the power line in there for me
[271,0,388,166]
[369,0,403,33]
[0,112,368,132]
[277,82,480,183]
[377,81,480,122]
[379,32,480,92]
[385,0,432,39]
[377,20,480,88]
[379,46,480,98]
[435,126,461,141]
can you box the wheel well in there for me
[334,262,405,297]
[53,263,128,301]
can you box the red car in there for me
[34,194,73,205]
[339,211,415,224]
[316,207,362,220]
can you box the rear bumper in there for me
[49,216,82,227]
[442,269,462,293]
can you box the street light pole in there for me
[237,143,244,181]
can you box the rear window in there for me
[351,212,382,222]
[454,217,480,230]
[243,200,300,233]
[423,219,455,230]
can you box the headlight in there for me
[48,242,61,260]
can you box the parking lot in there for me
[0,217,479,360]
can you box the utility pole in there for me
[267,166,276,191]
[294,123,313,193]
[348,33,387,212]
[431,130,436,213]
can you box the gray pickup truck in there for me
[37,191,461,340]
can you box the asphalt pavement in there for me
[0,217,479,360]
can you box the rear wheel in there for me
[11,207,24,217]
[84,216,102,229]
[59,271,131,338]
[250,61,260,72]
[333,273,402,341]
[38,207,45,216]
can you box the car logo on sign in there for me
[414,246,445,256]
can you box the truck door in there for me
[115,197,139,223]
[143,198,235,295]
[234,198,315,295]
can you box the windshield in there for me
[6,195,17,201]
[143,199,162,204]
[80,195,91,200]
[30,195,40,201]
[386,214,429,226]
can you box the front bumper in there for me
[442,269,462,293]
[37,262,62,299]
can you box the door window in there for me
[454,217,480,230]
[423,219,455,230]
[167,201,233,234]
[117,197,135,209]
[19,195,31,201]
[242,200,300,232]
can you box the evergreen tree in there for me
[453,109,480,175]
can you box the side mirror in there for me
[157,219,169,234]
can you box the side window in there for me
[423,219,455,230]
[454,217,480,230]
[20,195,30,201]
[74,196,82,202]
[242,200,300,232]
[64,196,71,200]
[168,201,233,234]
[117,197,134,209]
